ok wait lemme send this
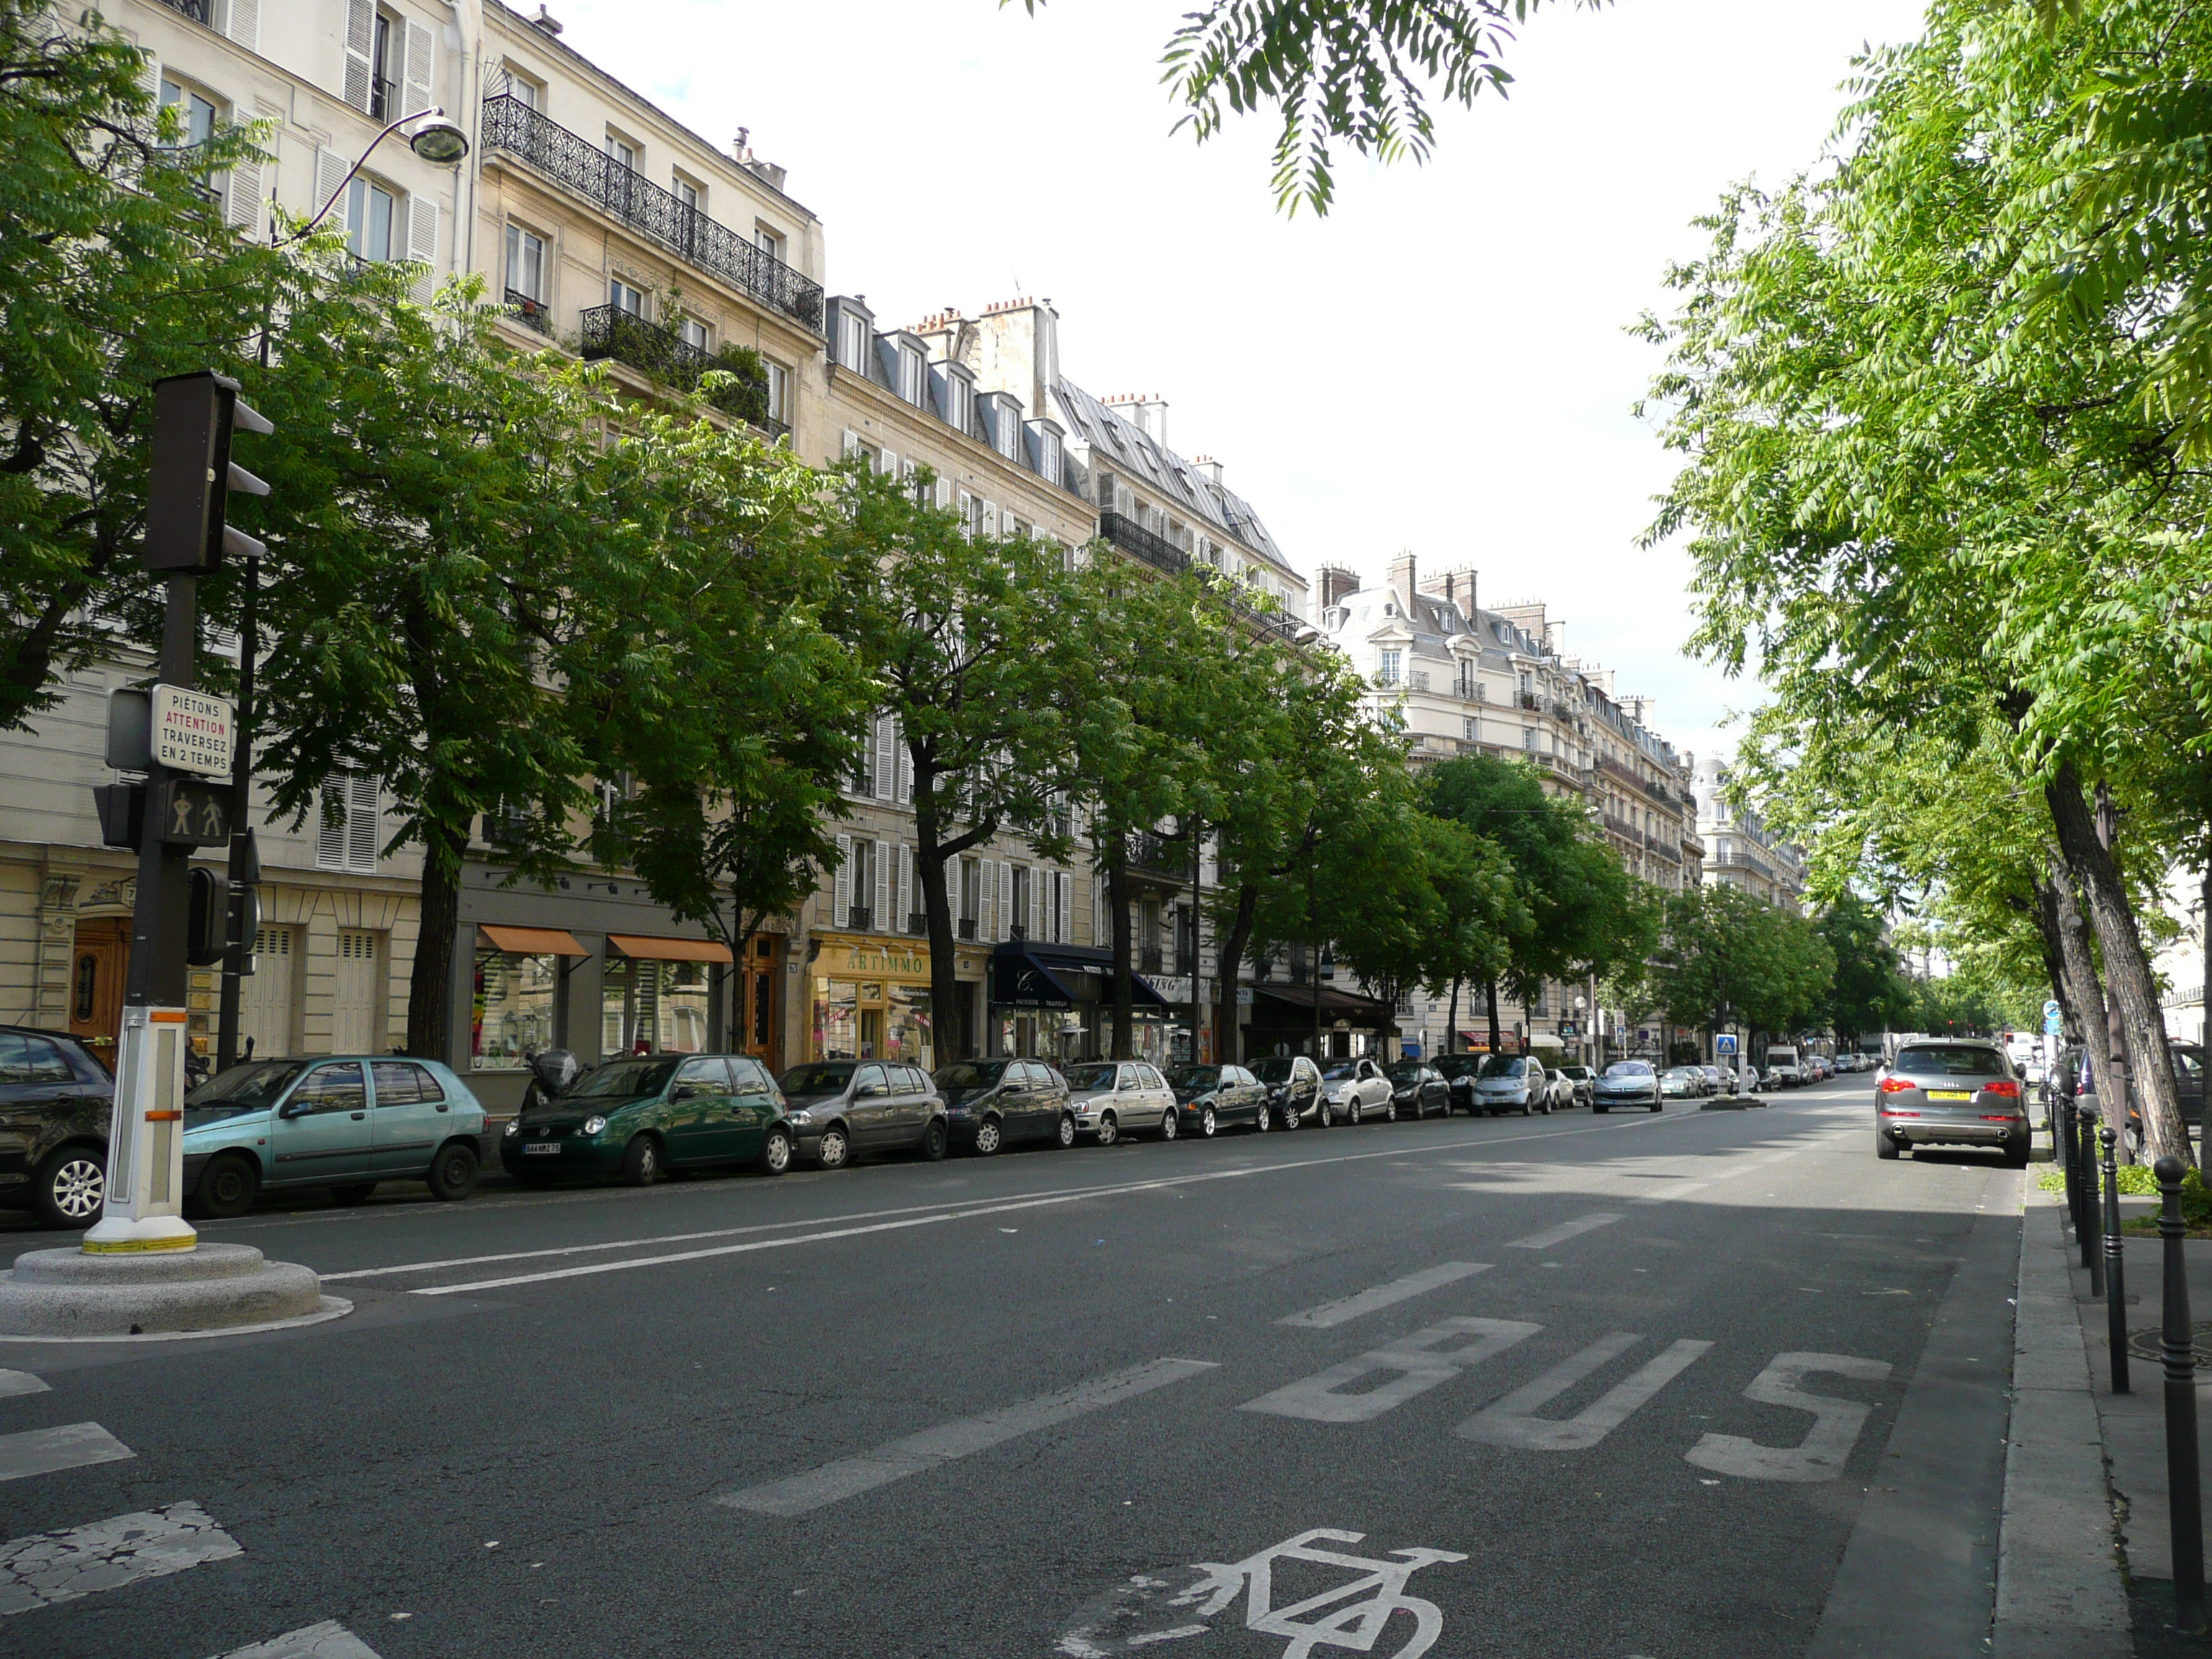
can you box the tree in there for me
[1640,884,1835,1051]
[1815,894,1916,1043]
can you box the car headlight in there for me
[503,1120,521,1138]
[582,1115,607,1136]
[787,1107,812,1125]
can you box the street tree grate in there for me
[2126,1323,2212,1369]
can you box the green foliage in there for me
[1815,894,1918,1039]
[1632,881,1834,1040]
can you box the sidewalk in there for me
[1999,1175,2212,1655]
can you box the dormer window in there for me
[945,374,974,434]
[838,310,870,373]
[1037,428,1062,485]
[898,346,925,406]
[1377,649,1403,687]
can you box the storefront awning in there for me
[992,945,1169,1010]
[607,933,734,963]
[1251,984,1398,1028]
[477,924,588,957]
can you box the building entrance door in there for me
[67,918,130,1059]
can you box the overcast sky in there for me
[540,0,1932,770]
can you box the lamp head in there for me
[405,109,469,166]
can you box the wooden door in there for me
[67,918,130,1060]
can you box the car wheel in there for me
[1200,1105,1218,1138]
[192,1154,258,1221]
[1649,1100,1663,1113]
[1317,1100,1334,1128]
[1055,1112,1076,1149]
[30,1147,107,1230]
[428,1142,480,1201]
[974,1117,1003,1156]
[1519,1097,1532,1117]
[1594,1105,1609,1115]
[329,1182,379,1206]
[1876,1128,1899,1161]
[817,1125,851,1169]
[1349,1101,1362,1126]
[1097,1111,1120,1147]
[621,1134,661,1187]
[1383,1098,1398,1123]
[920,1118,949,1162]
[1254,1102,1271,1133]
[1159,1109,1179,1141]
[760,1126,793,1175]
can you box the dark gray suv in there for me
[0,1027,114,1229]
[1876,1039,2028,1166]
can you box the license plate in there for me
[523,1143,562,1155]
[1925,1090,1972,1102]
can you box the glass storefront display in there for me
[809,937,933,1068]
[886,983,932,1070]
[602,957,712,1056]
[474,950,556,1071]
[814,979,858,1059]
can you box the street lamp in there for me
[214,107,471,1074]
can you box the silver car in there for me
[1471,1054,1551,1116]
[1875,1038,2028,1167]
[1316,1058,1393,1125]
[1064,1060,1177,1145]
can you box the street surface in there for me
[0,1072,2018,1658]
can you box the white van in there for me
[1766,1045,1803,1088]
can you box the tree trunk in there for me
[1213,880,1259,1066]
[2048,852,2106,1057]
[1310,930,1324,1061]
[1107,848,1134,1061]
[1485,978,1503,1053]
[1447,978,1461,1056]
[406,825,466,1061]
[2027,876,2072,1040]
[2046,765,2183,1162]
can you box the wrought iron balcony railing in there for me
[845,906,873,932]
[958,917,979,941]
[153,0,215,21]
[1098,511,1188,577]
[579,306,785,434]
[505,288,552,334]
[907,912,928,937]
[1125,832,1189,878]
[481,94,824,333]
[1141,947,1165,975]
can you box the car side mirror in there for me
[672,1083,702,1102]
[278,1099,310,1119]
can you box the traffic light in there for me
[186,868,228,966]
[143,371,271,573]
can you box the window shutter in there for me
[880,448,897,478]
[874,841,891,932]
[1057,872,1071,945]
[408,198,438,302]
[225,151,263,234]
[935,477,951,510]
[342,0,374,112]
[999,861,1014,943]
[140,49,161,113]
[226,0,261,51]
[873,714,896,800]
[315,148,351,232]
[834,835,852,926]
[316,775,346,870]
[980,859,997,943]
[982,503,998,537]
[842,429,860,460]
[896,845,912,932]
[401,19,434,117]
[346,774,380,872]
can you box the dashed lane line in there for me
[209,1620,382,1658]
[1505,1213,1624,1251]
[1276,1262,1492,1328]
[0,1422,133,1483]
[716,1357,1219,1516]
[0,1371,47,1399]
[0,1501,240,1616]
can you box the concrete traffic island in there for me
[0,1243,341,1339]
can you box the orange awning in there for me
[607,933,733,963]
[478,925,589,957]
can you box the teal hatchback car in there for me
[500,1053,792,1186]
[181,1056,487,1218]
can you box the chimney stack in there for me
[1193,454,1224,486]
[1388,552,1418,609]
[1318,565,1361,611]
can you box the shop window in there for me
[603,957,711,1055]
[472,948,555,1071]
[814,978,858,1059]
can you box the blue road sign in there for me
[1714,1033,1739,1055]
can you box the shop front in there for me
[1245,984,1401,1062]
[809,935,934,1071]
[989,943,1174,1063]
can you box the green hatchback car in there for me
[181,1055,487,1219]
[500,1052,793,1186]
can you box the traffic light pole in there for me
[214,550,258,1073]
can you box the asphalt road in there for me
[0,1073,2020,1659]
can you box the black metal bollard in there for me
[2082,1109,2106,1292]
[2157,1156,2208,1635]
[2063,1097,2084,1239]
[2103,1123,2129,1394]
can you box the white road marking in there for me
[1276,1263,1492,1328]
[210,1620,383,1658]
[0,1371,47,1399]
[1685,1352,1893,1482]
[717,1357,1219,1516]
[0,1421,134,1483]
[0,1501,240,1616]
[1241,1318,1540,1424]
[1505,1213,1624,1251]
[1459,1334,1714,1451]
[1632,1182,1709,1206]
[1179,1529,1465,1659]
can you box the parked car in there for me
[1385,1061,1451,1120]
[498,1053,787,1189]
[1470,1053,1550,1117]
[1248,1054,1323,1128]
[184,1055,486,1218]
[1660,1066,1707,1100]
[1164,1064,1270,1137]
[1064,1060,1177,1143]
[774,1059,948,1167]
[2070,1041,2207,1161]
[0,1026,114,1230]
[1316,1058,1393,1126]
[1876,1038,2028,1167]
[1431,1055,1485,1115]
[930,1059,1071,1156]
[1699,1065,1734,1097]
[1557,1064,1596,1107]
[1539,1068,1576,1111]
[1592,1060,1663,1113]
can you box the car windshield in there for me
[573,1058,680,1099]
[1065,1063,1118,1092]
[778,1062,855,1096]
[1248,1057,1297,1083]
[1604,1062,1653,1079]
[1321,1064,1359,1081]
[1478,1056,1526,1079]
[1167,1066,1223,1090]
[1561,1067,1591,1079]
[184,1059,307,1121]
[935,1061,1010,1091]
[1386,1063,1427,1083]
[1431,1056,1480,1079]
[1894,1046,2008,1076]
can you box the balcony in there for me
[1099,511,1189,577]
[907,912,928,937]
[958,917,979,941]
[845,906,872,932]
[579,306,785,433]
[1519,691,1540,711]
[480,94,824,332]
[153,0,215,20]
[1141,947,1165,974]
[1126,832,1190,879]
[1643,835,1681,865]
[505,288,552,335]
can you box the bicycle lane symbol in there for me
[1056,1527,1467,1659]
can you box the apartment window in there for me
[500,68,541,109]
[1038,430,1061,485]
[946,375,973,433]
[838,310,870,374]
[346,176,397,262]
[680,318,710,352]
[158,78,217,148]
[898,346,925,406]
[1377,649,1402,687]
[1523,727,1537,752]
[1010,865,1031,940]
[755,225,785,264]
[1095,467,1115,509]
[847,839,877,930]
[369,9,396,119]
[997,405,1021,462]
[317,773,381,874]
[673,175,701,214]
[1464,716,1479,741]
[606,132,638,171]
[764,361,788,425]
[609,278,645,317]
[958,858,981,940]
[504,224,545,301]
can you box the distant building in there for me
[1692,757,1807,912]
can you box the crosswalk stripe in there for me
[1277,1263,1491,1328]
[0,1422,134,1483]
[717,1357,1220,1516]
[1505,1212,1624,1250]
[0,1371,47,1399]
[210,1619,383,1658]
[0,1501,240,1616]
